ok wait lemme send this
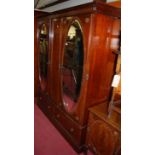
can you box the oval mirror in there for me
[62,20,84,112]
[39,24,48,91]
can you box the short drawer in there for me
[53,107,85,146]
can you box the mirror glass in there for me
[62,21,84,112]
[39,24,48,91]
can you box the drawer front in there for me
[37,94,53,118]
[53,107,85,145]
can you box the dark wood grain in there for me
[34,1,121,153]
[34,11,49,97]
[86,103,121,155]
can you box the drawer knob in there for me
[114,131,118,136]
[75,116,79,121]
[48,106,51,109]
[70,128,74,132]
[56,114,60,118]
[93,146,97,153]
[87,127,90,132]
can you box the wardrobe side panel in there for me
[86,14,120,105]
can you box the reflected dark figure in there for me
[63,23,84,102]
[74,29,83,97]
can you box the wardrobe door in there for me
[37,19,50,98]
[34,11,49,97]
[61,20,84,113]
[59,15,91,124]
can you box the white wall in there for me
[40,0,93,12]
[36,0,120,12]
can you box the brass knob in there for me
[87,127,90,132]
[70,128,74,132]
[56,114,60,118]
[93,146,97,153]
[75,116,79,121]
[114,131,118,136]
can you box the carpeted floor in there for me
[34,102,93,155]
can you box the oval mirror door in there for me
[39,24,48,91]
[62,20,84,112]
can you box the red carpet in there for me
[34,101,93,155]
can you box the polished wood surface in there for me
[37,18,50,95]
[50,18,61,104]
[34,11,49,97]
[35,1,121,153]
[86,103,121,155]
[51,105,87,152]
[107,1,121,8]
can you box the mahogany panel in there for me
[36,18,50,96]
[86,103,121,155]
[35,1,121,153]
[50,105,87,152]
[107,1,121,8]
[34,11,49,97]
[53,106,86,145]
[58,15,91,125]
[50,18,62,104]
[37,93,53,118]
[86,13,118,108]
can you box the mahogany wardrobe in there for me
[35,0,121,153]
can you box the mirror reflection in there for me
[39,24,48,91]
[62,21,84,112]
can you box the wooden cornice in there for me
[37,0,120,20]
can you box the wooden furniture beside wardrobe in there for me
[86,102,121,155]
[35,0,121,153]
